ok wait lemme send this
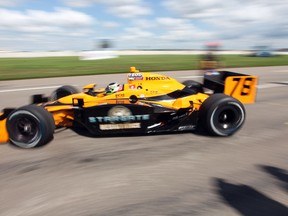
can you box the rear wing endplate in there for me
[203,71,258,104]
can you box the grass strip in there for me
[0,54,287,80]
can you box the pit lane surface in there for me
[0,66,288,216]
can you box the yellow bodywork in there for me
[0,114,9,143]
[53,71,209,109]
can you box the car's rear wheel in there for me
[50,85,79,100]
[6,105,55,148]
[199,94,245,136]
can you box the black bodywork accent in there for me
[81,104,154,135]
[203,71,249,93]
[72,103,198,136]
[0,108,14,120]
[31,94,49,104]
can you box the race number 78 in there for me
[225,76,258,104]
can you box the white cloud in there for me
[162,0,288,48]
[107,4,151,18]
[0,8,95,33]
[163,0,224,19]
[115,26,156,49]
[0,31,95,51]
[62,0,152,18]
[1,0,287,51]
[156,17,214,42]
[0,0,25,7]
[0,8,97,51]
[102,21,120,28]
[120,27,154,40]
[132,19,155,29]
[156,17,186,27]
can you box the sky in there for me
[0,0,287,51]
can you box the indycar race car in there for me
[0,67,257,148]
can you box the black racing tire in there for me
[182,80,203,93]
[50,85,79,101]
[199,94,245,136]
[6,105,55,148]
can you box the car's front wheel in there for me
[6,105,55,148]
[199,94,245,136]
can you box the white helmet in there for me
[106,82,121,94]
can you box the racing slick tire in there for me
[6,105,55,148]
[182,80,203,93]
[50,85,79,100]
[199,93,245,136]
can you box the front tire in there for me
[199,94,245,136]
[6,105,55,148]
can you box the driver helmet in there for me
[105,82,121,94]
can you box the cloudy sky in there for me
[0,0,287,51]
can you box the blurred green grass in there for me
[0,54,287,80]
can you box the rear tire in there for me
[6,105,55,148]
[50,85,79,100]
[199,94,245,136]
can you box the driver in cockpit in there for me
[105,82,122,94]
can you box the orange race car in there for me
[0,67,257,148]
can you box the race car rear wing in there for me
[203,71,258,104]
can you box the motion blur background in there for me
[0,0,287,52]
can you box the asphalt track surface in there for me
[0,66,288,216]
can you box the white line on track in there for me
[0,85,61,93]
[272,70,288,73]
[257,83,283,89]
[257,83,288,89]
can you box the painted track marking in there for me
[0,85,61,93]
